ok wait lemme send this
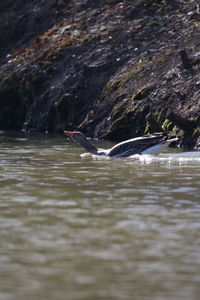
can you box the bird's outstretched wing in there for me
[107,134,166,157]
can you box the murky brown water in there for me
[0,131,200,300]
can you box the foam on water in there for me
[136,151,200,165]
[81,151,200,164]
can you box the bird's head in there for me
[64,131,92,145]
[64,131,84,141]
[64,130,98,154]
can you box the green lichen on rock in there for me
[193,127,200,139]
[162,119,173,131]
[110,101,127,120]
[131,84,155,101]
[144,121,152,134]
[102,68,137,99]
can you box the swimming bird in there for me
[64,131,178,157]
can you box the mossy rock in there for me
[193,127,200,139]
[144,121,152,134]
[162,118,173,131]
[132,84,155,101]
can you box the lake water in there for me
[0,131,200,300]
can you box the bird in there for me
[64,131,178,157]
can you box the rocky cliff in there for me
[0,0,200,148]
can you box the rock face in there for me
[0,0,199,148]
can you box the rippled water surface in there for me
[0,131,200,300]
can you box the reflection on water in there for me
[0,131,200,300]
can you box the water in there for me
[0,131,200,300]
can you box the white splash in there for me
[136,151,200,165]
[80,151,200,166]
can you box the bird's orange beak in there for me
[64,131,74,137]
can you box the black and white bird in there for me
[64,131,178,157]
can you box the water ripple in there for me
[0,133,200,300]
